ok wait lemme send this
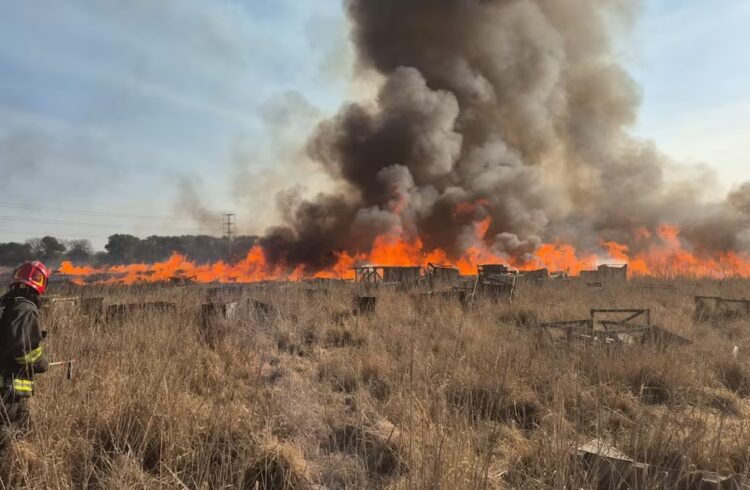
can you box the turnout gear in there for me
[10,261,50,296]
[0,276,48,446]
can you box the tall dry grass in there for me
[0,278,749,488]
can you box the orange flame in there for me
[608,224,750,278]
[58,222,750,284]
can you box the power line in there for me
[0,200,203,222]
[224,213,236,260]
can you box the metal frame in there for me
[695,296,750,321]
[591,308,651,327]
[533,307,689,346]
[353,266,385,284]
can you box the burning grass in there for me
[2,278,750,488]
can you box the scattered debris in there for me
[577,438,667,488]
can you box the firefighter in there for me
[0,261,50,446]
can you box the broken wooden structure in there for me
[353,266,422,289]
[426,263,460,290]
[519,268,550,284]
[42,296,80,315]
[471,264,518,302]
[200,301,239,346]
[550,271,570,280]
[42,296,106,321]
[577,438,743,489]
[694,296,750,322]
[580,264,629,283]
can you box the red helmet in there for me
[10,261,51,295]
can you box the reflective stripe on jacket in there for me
[14,345,43,365]
[12,378,33,396]
[0,375,34,398]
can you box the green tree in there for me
[104,234,142,263]
[26,236,67,264]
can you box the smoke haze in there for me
[261,0,750,270]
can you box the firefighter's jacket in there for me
[0,294,48,398]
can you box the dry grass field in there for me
[2,278,750,489]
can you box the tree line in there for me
[0,234,258,267]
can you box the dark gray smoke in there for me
[262,0,750,270]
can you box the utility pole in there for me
[223,213,236,261]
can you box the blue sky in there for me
[0,0,747,249]
[629,0,750,187]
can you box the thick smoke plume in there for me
[262,0,750,270]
